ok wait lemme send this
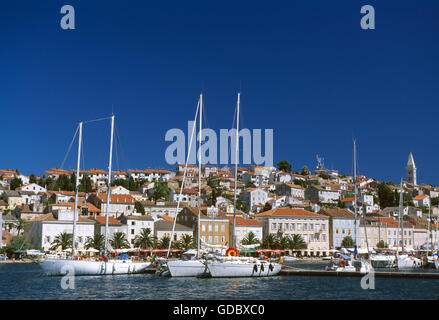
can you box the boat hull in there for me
[39,259,151,276]
[435,260,439,270]
[207,261,281,278]
[167,260,207,277]
[397,255,423,269]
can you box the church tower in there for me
[406,152,417,185]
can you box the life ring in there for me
[226,247,239,257]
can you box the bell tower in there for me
[406,152,417,185]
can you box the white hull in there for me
[207,261,281,278]
[371,255,396,268]
[167,260,207,277]
[397,255,423,269]
[282,256,298,262]
[39,259,151,276]
[435,260,439,270]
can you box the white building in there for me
[118,214,154,247]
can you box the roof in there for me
[93,216,122,225]
[158,215,174,223]
[413,194,428,200]
[28,213,94,223]
[227,216,262,227]
[253,207,328,218]
[319,208,355,219]
[154,219,192,232]
[97,193,136,203]
[124,215,154,221]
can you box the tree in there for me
[244,181,256,189]
[158,235,171,249]
[10,178,23,190]
[241,232,260,245]
[51,232,73,251]
[432,197,439,207]
[5,235,32,256]
[341,236,355,248]
[376,240,388,249]
[134,228,156,249]
[301,166,310,176]
[85,233,105,250]
[278,236,290,250]
[288,234,307,251]
[110,232,130,249]
[261,234,278,249]
[293,179,307,188]
[135,201,146,215]
[14,218,27,236]
[377,183,396,209]
[179,234,196,250]
[29,174,37,184]
[150,182,171,201]
[277,160,292,173]
[79,176,93,193]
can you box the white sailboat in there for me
[206,93,282,278]
[167,93,208,277]
[396,179,423,269]
[39,115,151,276]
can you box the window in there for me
[131,221,135,226]
[310,224,314,231]
[297,224,301,231]
[214,236,218,243]
[208,236,212,243]
[221,236,225,243]
[202,225,206,232]
[131,229,135,235]
[292,223,295,231]
[215,224,219,232]
[208,225,212,232]
[221,225,225,232]
[78,237,82,243]
[272,223,277,230]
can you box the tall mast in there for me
[399,178,404,254]
[0,210,3,250]
[72,121,82,258]
[428,207,431,256]
[197,94,203,259]
[232,92,240,248]
[104,115,115,258]
[353,139,358,251]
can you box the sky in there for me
[0,0,438,185]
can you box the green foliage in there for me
[319,173,330,180]
[293,179,307,188]
[85,233,105,250]
[300,166,310,176]
[110,232,130,249]
[134,228,156,249]
[135,201,146,215]
[376,240,388,249]
[158,235,171,249]
[5,235,32,255]
[178,234,196,250]
[245,181,256,188]
[10,178,23,190]
[14,218,27,236]
[277,160,292,173]
[289,234,307,250]
[262,202,272,212]
[431,197,439,207]
[150,182,171,201]
[79,176,93,193]
[261,234,277,249]
[51,232,73,251]
[341,236,355,248]
[29,174,37,184]
[378,182,396,209]
[241,232,260,245]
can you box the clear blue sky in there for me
[0,1,438,185]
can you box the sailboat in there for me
[334,140,372,273]
[396,179,423,269]
[39,115,151,276]
[166,93,209,277]
[206,93,282,278]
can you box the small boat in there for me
[370,254,396,268]
[282,256,298,262]
[397,254,423,269]
[206,256,281,278]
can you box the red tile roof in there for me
[253,207,327,218]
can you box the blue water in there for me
[0,261,438,299]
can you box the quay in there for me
[280,268,439,279]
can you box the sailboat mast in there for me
[353,139,358,250]
[399,178,404,254]
[197,94,203,259]
[232,93,240,248]
[428,207,431,256]
[72,121,83,258]
[104,115,115,258]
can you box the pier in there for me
[280,268,439,279]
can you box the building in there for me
[154,218,193,243]
[406,152,417,185]
[119,214,155,246]
[305,185,340,204]
[87,193,136,218]
[228,216,263,247]
[253,207,330,256]
[93,216,128,244]
[275,182,305,199]
[318,208,359,249]
[239,188,269,212]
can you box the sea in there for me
[0,260,438,300]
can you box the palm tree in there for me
[241,232,260,246]
[134,228,156,249]
[85,233,105,250]
[289,234,307,251]
[179,234,195,250]
[15,218,27,236]
[278,236,290,250]
[51,232,73,251]
[110,232,130,249]
[261,234,278,249]
[158,235,171,249]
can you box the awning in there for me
[239,248,256,253]
[338,253,351,260]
